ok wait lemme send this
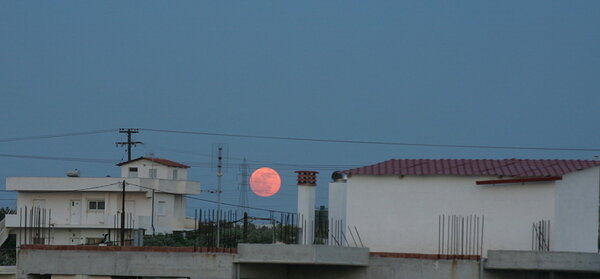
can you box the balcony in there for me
[6,177,199,195]
[4,213,153,230]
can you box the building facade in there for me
[329,159,600,256]
[0,157,200,246]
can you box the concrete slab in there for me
[235,244,369,266]
[18,247,235,279]
[0,266,16,275]
[485,250,600,273]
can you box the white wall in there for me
[47,229,109,245]
[553,167,599,252]
[120,160,188,180]
[11,190,192,242]
[345,175,556,255]
[154,192,187,234]
[297,185,316,244]
[328,181,347,245]
[16,192,151,227]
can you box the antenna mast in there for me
[216,146,223,248]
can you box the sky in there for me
[1,1,599,217]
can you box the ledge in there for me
[485,250,600,273]
[0,266,16,275]
[20,244,237,254]
[235,244,369,266]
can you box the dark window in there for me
[89,200,105,210]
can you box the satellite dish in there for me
[331,171,343,181]
[67,169,80,177]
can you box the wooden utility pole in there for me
[116,128,142,161]
[115,128,141,245]
[121,180,126,246]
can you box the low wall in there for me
[238,252,481,279]
[26,246,600,279]
[18,245,482,279]
[17,245,236,279]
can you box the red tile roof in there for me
[117,157,190,168]
[343,159,600,178]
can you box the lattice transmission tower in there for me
[238,158,250,215]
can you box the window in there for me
[157,201,166,216]
[149,168,157,179]
[88,200,105,210]
[172,169,178,180]
[129,167,138,178]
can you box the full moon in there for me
[249,167,281,197]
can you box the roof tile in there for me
[344,159,600,178]
[117,157,190,169]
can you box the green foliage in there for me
[144,231,193,247]
[245,225,273,244]
[143,223,297,247]
[0,235,16,266]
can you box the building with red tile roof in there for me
[117,157,190,169]
[329,158,600,257]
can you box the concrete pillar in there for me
[295,171,318,245]
[328,171,347,245]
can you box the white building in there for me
[0,157,200,246]
[329,159,600,256]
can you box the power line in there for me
[0,153,115,164]
[184,195,295,214]
[73,182,122,191]
[0,129,117,143]
[0,152,355,171]
[141,128,600,152]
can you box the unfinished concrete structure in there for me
[15,244,600,279]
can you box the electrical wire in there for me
[184,195,295,214]
[124,182,163,192]
[141,128,600,152]
[0,153,115,164]
[73,182,122,191]
[0,129,117,143]
[126,183,295,214]
[0,152,357,171]
[144,144,357,167]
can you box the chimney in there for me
[328,171,347,245]
[296,170,318,245]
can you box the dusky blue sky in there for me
[1,1,599,216]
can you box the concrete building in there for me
[15,244,600,279]
[0,157,200,246]
[329,159,600,256]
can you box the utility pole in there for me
[216,147,223,248]
[115,129,140,246]
[121,180,126,246]
[116,128,142,161]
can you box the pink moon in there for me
[249,167,281,197]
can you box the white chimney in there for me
[328,171,347,245]
[296,170,318,245]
